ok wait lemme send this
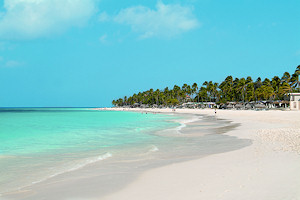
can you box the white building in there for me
[289,93,300,110]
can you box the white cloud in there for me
[99,34,107,43]
[5,60,23,67]
[0,57,23,68]
[98,12,109,22]
[114,1,199,38]
[0,0,98,39]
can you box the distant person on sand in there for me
[172,106,176,112]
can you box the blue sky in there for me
[0,0,299,107]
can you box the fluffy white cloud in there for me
[114,2,199,38]
[99,34,107,43]
[0,0,98,39]
[0,57,23,68]
[5,60,23,67]
[98,12,109,22]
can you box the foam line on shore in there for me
[4,152,113,196]
[174,115,203,133]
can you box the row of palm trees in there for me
[112,65,300,107]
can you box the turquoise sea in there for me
[0,108,181,195]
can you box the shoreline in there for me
[3,109,300,200]
[101,108,300,200]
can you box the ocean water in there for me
[0,108,181,195]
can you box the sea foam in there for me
[175,116,202,133]
[149,145,159,152]
[31,152,112,185]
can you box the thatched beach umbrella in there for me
[235,104,243,109]
[133,103,140,108]
[219,104,226,109]
[245,104,252,109]
[254,104,266,109]
[227,104,234,109]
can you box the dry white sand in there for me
[101,108,300,200]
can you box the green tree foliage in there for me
[112,65,299,106]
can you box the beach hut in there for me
[131,103,140,108]
[226,104,234,109]
[289,93,300,110]
[254,103,266,110]
[219,104,226,109]
[140,104,147,109]
[280,100,289,108]
[152,104,158,108]
[245,103,252,110]
[235,104,243,109]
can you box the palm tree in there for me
[203,81,215,102]
[173,85,181,100]
[192,83,198,102]
[225,76,234,101]
[232,78,240,101]
[245,76,254,101]
[112,64,300,107]
[254,77,262,89]
[271,76,281,99]
[198,87,207,103]
[211,82,219,102]
[281,72,291,85]
[237,78,247,103]
[262,78,271,87]
[291,65,300,91]
[279,82,291,97]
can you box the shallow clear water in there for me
[0,108,180,194]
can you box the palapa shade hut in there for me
[254,104,266,109]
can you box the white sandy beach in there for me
[101,108,300,200]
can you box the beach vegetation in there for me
[112,65,300,107]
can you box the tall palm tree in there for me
[279,82,291,97]
[211,82,219,102]
[254,77,262,89]
[233,78,240,101]
[204,81,215,102]
[192,83,198,102]
[291,65,300,91]
[271,76,281,99]
[199,87,207,103]
[237,78,247,103]
[225,76,234,101]
[173,85,181,100]
[281,72,291,85]
[186,85,192,101]
[245,76,254,101]
[262,78,271,87]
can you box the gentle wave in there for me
[175,116,203,133]
[68,152,112,172]
[31,152,112,185]
[152,116,202,136]
[148,145,159,152]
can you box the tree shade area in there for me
[112,65,300,107]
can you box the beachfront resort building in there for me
[290,93,300,110]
